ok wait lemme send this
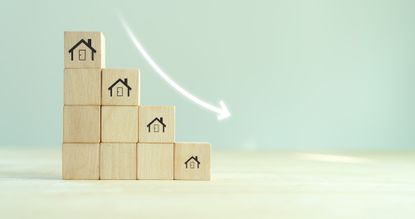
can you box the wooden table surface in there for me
[0,148,414,219]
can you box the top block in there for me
[64,32,105,69]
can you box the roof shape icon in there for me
[68,38,97,61]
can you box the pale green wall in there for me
[0,0,414,149]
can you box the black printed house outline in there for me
[68,38,96,61]
[146,117,166,132]
[108,78,132,97]
[184,156,200,169]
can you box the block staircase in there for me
[62,31,210,180]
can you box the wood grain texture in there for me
[64,32,105,69]
[63,106,100,143]
[101,106,138,143]
[174,142,211,180]
[139,106,175,143]
[3,148,415,219]
[64,68,101,105]
[137,143,174,179]
[100,143,136,179]
[62,143,100,179]
[102,69,140,106]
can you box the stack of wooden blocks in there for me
[62,31,210,180]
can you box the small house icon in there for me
[184,156,200,169]
[68,38,96,61]
[147,117,166,133]
[108,78,132,97]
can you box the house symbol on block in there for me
[68,38,96,61]
[185,156,200,169]
[147,117,166,133]
[108,78,132,97]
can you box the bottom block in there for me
[62,143,100,180]
[100,143,137,179]
[174,142,211,180]
[137,143,174,179]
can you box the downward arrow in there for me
[119,16,231,120]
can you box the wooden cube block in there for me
[64,32,105,69]
[63,106,100,143]
[137,143,174,179]
[102,69,140,106]
[64,69,101,105]
[101,106,138,143]
[174,142,211,180]
[139,106,175,143]
[62,143,100,179]
[100,143,136,179]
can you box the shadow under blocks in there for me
[62,31,211,180]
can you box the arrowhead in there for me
[217,101,231,120]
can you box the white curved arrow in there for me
[119,16,231,120]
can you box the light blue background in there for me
[1,0,414,150]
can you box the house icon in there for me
[108,78,131,97]
[184,156,200,169]
[68,38,96,61]
[147,117,166,133]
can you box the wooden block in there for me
[102,69,140,106]
[64,31,105,69]
[64,69,101,105]
[63,106,100,143]
[62,143,100,179]
[137,143,174,179]
[174,142,211,180]
[101,106,138,143]
[100,143,136,179]
[139,106,175,143]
